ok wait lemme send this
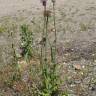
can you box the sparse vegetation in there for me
[0,0,96,96]
[20,24,33,60]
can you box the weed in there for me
[38,0,64,96]
[0,25,5,33]
[80,23,88,31]
[20,24,33,60]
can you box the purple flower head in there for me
[41,0,47,6]
[51,0,56,3]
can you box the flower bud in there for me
[41,0,47,6]
[51,0,56,3]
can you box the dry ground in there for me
[0,0,96,96]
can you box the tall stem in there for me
[44,6,47,66]
[53,2,57,64]
[40,6,46,68]
[41,5,48,71]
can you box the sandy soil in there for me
[0,0,96,66]
[0,0,63,17]
[0,0,96,17]
[0,0,96,63]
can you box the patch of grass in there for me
[80,23,88,31]
[0,25,5,33]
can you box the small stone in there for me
[92,54,95,56]
[73,64,82,70]
[70,84,75,87]
[94,60,96,63]
[91,87,96,91]
[80,71,84,75]
[82,65,85,68]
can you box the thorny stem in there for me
[11,32,17,65]
[40,5,48,70]
[10,30,20,70]
[44,6,47,64]
[52,2,57,64]
[40,6,45,72]
[42,6,47,36]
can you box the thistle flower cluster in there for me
[41,0,47,6]
[51,0,56,3]
[41,0,56,6]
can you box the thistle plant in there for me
[41,0,47,7]
[39,0,61,96]
[11,31,21,81]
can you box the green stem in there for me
[53,2,57,64]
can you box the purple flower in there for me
[41,0,47,6]
[51,0,56,3]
